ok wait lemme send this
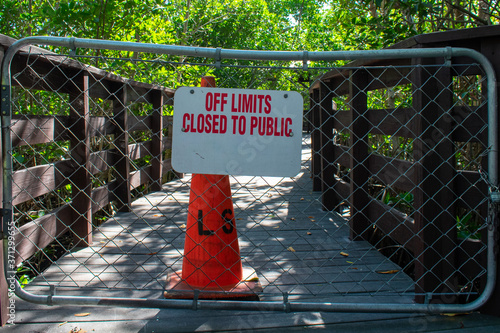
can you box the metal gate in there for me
[1,37,498,313]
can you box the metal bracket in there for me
[192,290,200,310]
[215,47,222,69]
[48,285,57,306]
[1,85,10,117]
[444,46,452,67]
[69,37,77,57]
[282,292,291,313]
[303,51,309,71]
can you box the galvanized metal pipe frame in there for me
[1,37,498,314]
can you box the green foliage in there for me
[382,190,414,215]
[457,211,482,240]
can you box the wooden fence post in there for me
[319,81,338,210]
[113,85,131,212]
[412,57,457,303]
[69,72,92,247]
[151,91,164,191]
[311,88,322,191]
[349,69,371,240]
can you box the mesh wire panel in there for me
[6,48,491,307]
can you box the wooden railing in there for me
[1,34,177,264]
[309,56,489,304]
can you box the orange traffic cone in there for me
[164,76,261,300]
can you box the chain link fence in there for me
[1,38,497,313]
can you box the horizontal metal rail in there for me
[1,36,498,314]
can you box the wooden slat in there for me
[320,81,338,210]
[14,205,72,266]
[91,184,113,214]
[349,69,371,240]
[367,108,416,138]
[69,73,92,247]
[89,116,113,137]
[128,115,151,132]
[89,150,113,175]
[113,86,131,212]
[128,141,152,161]
[129,166,152,190]
[452,106,487,144]
[334,177,350,199]
[11,115,68,147]
[311,89,322,191]
[12,160,73,206]
[368,154,414,192]
[151,91,164,191]
[334,144,350,168]
[162,158,173,175]
[368,199,416,253]
[455,171,488,208]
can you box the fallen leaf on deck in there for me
[153,214,162,217]
[237,218,243,220]
[376,270,399,274]
[306,232,312,235]
[340,252,349,257]
[441,313,470,317]
[180,224,186,228]
[346,261,354,264]
[287,246,296,252]
[58,321,68,326]
[74,313,91,317]
[147,252,158,255]
[290,217,296,221]
[300,198,305,201]
[308,216,314,219]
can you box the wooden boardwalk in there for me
[4,139,500,331]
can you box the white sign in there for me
[172,87,303,177]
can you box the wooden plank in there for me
[128,114,151,132]
[151,91,164,191]
[11,160,73,205]
[452,106,488,144]
[91,184,113,214]
[130,166,153,190]
[129,141,152,161]
[368,154,414,193]
[162,158,173,175]
[455,171,488,208]
[366,108,416,138]
[310,88,322,191]
[89,149,113,175]
[349,69,371,240]
[320,81,338,210]
[69,73,92,247]
[14,205,72,266]
[412,56,457,303]
[113,85,131,212]
[368,199,416,253]
[10,115,68,147]
[89,116,113,137]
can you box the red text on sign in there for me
[205,92,228,112]
[250,116,292,137]
[183,113,227,134]
[231,94,271,114]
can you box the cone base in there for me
[164,267,262,301]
